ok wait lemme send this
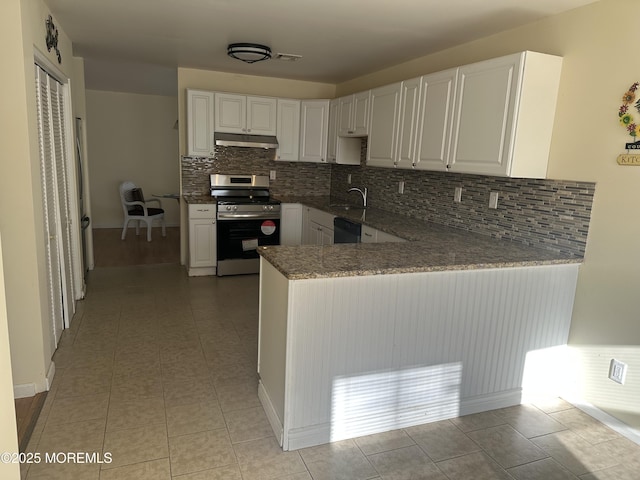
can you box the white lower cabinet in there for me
[188,204,216,276]
[302,207,334,245]
[361,224,406,243]
[280,203,303,245]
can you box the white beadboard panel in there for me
[258,259,290,424]
[277,264,579,449]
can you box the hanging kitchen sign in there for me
[617,81,640,165]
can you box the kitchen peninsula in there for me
[257,207,581,451]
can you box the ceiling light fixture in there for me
[227,43,272,64]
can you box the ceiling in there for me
[44,0,599,95]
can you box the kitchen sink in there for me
[329,204,361,211]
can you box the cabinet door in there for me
[215,93,246,133]
[327,99,339,162]
[395,77,421,169]
[367,82,402,168]
[186,90,215,157]
[276,99,300,161]
[302,207,313,244]
[412,69,457,171]
[448,55,521,176]
[319,225,334,245]
[189,219,216,267]
[247,96,277,135]
[352,91,370,135]
[337,93,370,136]
[280,203,303,245]
[337,95,354,136]
[361,225,377,243]
[299,100,329,163]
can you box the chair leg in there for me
[121,219,129,240]
[135,221,141,236]
[146,219,153,242]
[161,216,166,237]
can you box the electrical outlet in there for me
[489,191,499,209]
[398,181,405,194]
[269,170,276,180]
[609,359,627,384]
[347,174,352,184]
[454,187,462,203]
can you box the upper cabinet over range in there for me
[214,93,277,135]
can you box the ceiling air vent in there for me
[275,53,302,62]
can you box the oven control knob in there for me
[225,206,231,211]
[262,205,267,211]
[268,205,274,211]
[233,206,237,211]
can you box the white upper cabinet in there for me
[394,77,422,168]
[327,99,339,163]
[276,99,301,161]
[410,69,457,171]
[367,82,402,167]
[448,51,562,177]
[214,93,277,135]
[338,91,370,136]
[299,100,330,163]
[186,89,215,157]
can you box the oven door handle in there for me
[217,213,280,220]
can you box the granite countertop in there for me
[262,195,582,280]
[183,194,214,204]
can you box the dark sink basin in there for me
[329,204,362,211]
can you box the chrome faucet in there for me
[348,187,368,208]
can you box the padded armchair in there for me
[119,181,166,242]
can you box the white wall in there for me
[338,0,640,429]
[86,90,180,227]
[0,0,79,399]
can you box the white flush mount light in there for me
[227,43,272,63]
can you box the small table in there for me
[152,193,180,204]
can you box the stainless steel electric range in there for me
[210,174,280,276]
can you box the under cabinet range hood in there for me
[214,132,279,149]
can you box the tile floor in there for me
[23,264,640,479]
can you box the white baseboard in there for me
[460,389,523,416]
[13,362,56,399]
[45,361,56,391]
[261,388,524,451]
[564,396,640,446]
[13,383,36,399]
[258,382,284,446]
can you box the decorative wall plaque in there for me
[45,14,61,64]
[617,82,640,164]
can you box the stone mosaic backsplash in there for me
[330,142,594,256]
[181,146,331,198]
[181,142,595,257]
